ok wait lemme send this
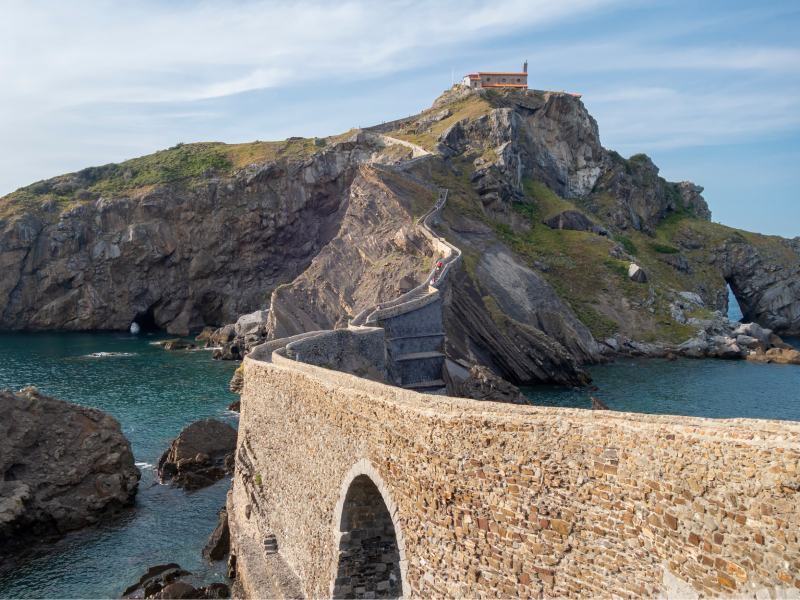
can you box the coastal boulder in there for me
[628,264,648,283]
[765,348,800,365]
[202,507,231,561]
[0,387,140,552]
[157,419,238,490]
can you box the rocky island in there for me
[1,84,799,599]
[0,386,140,553]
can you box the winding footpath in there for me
[350,148,462,390]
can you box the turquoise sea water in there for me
[1,325,798,598]
[522,334,800,420]
[0,332,239,599]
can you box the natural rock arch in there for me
[330,460,410,599]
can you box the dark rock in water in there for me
[451,365,530,405]
[591,396,610,410]
[122,563,230,599]
[212,345,241,361]
[157,419,238,490]
[0,387,140,552]
[121,563,191,597]
[224,452,236,474]
[229,371,243,394]
[197,583,230,599]
[586,385,599,391]
[183,467,226,492]
[153,581,197,599]
[202,507,230,561]
[226,400,241,412]
[157,339,196,350]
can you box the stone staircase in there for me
[350,187,461,392]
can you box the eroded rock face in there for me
[262,165,436,341]
[676,181,711,221]
[450,365,530,405]
[0,387,140,551]
[157,419,237,491]
[710,241,800,334]
[0,136,395,334]
[443,270,592,388]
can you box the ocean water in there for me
[522,335,800,420]
[1,326,799,598]
[0,332,239,599]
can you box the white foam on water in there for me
[85,352,136,358]
[135,462,155,470]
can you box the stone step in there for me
[394,351,446,362]
[402,379,446,390]
[263,534,278,555]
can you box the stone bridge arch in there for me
[330,459,410,599]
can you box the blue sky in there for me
[1,0,798,237]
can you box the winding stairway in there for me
[350,187,462,392]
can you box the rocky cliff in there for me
[2,86,798,377]
[0,135,406,334]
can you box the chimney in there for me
[523,60,528,73]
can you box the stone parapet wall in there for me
[284,327,387,375]
[233,350,800,599]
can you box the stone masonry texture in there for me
[231,344,800,599]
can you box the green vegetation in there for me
[651,243,680,254]
[255,473,262,485]
[613,235,638,255]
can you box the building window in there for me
[517,78,521,82]
[502,78,506,82]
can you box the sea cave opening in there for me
[725,281,745,323]
[334,475,402,599]
[132,305,160,332]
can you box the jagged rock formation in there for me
[444,270,592,387]
[0,386,140,551]
[710,241,800,334]
[157,419,237,491]
[447,365,530,405]
[264,165,437,340]
[121,563,230,599]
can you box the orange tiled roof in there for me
[477,72,528,76]
[466,74,481,80]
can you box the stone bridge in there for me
[229,335,800,599]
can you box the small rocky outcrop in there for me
[121,563,230,599]
[157,339,195,350]
[710,241,800,335]
[676,181,711,221]
[450,366,530,405]
[202,507,230,561]
[627,264,648,283]
[157,419,237,491]
[544,210,607,236]
[0,387,140,552]
[591,396,610,410]
[226,400,241,413]
[675,313,796,361]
